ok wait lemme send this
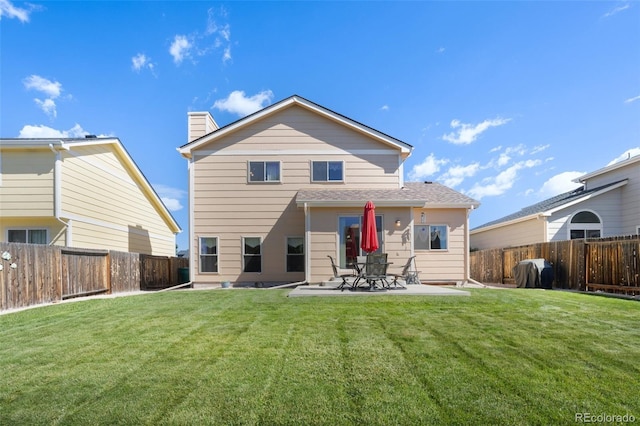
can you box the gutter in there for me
[49,142,72,246]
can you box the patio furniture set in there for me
[328,255,421,292]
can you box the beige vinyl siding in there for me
[471,217,545,250]
[307,207,412,283]
[0,150,54,217]
[413,209,468,281]
[204,106,398,154]
[60,145,176,256]
[189,103,416,283]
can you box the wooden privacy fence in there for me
[470,235,640,295]
[0,242,189,312]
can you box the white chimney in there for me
[187,111,218,142]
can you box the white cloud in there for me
[607,147,640,165]
[34,98,57,118]
[440,163,481,188]
[222,46,232,64]
[603,3,630,18]
[23,75,61,98]
[436,47,445,54]
[18,123,89,138]
[539,171,585,197]
[380,105,389,111]
[153,184,187,212]
[161,198,183,211]
[131,53,155,73]
[213,90,274,117]
[408,153,449,181]
[466,159,541,199]
[624,95,640,104]
[442,117,511,145]
[530,144,550,154]
[23,75,63,118]
[0,0,33,22]
[169,35,192,64]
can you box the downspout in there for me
[464,205,472,285]
[188,156,195,283]
[464,205,486,287]
[304,202,311,284]
[49,143,71,246]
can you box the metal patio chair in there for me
[328,255,356,290]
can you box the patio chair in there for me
[327,255,355,290]
[362,253,390,290]
[389,256,421,288]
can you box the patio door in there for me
[338,215,383,268]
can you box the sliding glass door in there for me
[338,215,383,268]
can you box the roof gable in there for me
[178,95,413,158]
[576,154,640,183]
[1,137,181,233]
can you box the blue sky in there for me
[2,1,639,251]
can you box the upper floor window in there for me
[249,161,280,182]
[312,161,343,182]
[569,210,602,240]
[8,229,47,244]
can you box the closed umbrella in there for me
[361,201,379,253]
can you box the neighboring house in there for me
[470,154,640,250]
[178,95,479,285]
[0,137,181,256]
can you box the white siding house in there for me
[470,154,640,250]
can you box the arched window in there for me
[568,210,602,240]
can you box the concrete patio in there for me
[287,282,471,297]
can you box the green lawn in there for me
[0,289,638,425]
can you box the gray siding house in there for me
[470,154,640,250]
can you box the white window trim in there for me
[242,236,263,273]
[247,160,282,183]
[286,236,305,273]
[199,236,219,274]
[311,160,345,183]
[567,209,603,240]
[6,227,49,244]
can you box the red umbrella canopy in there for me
[361,201,379,253]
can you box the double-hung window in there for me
[312,161,343,182]
[199,237,218,273]
[249,161,280,182]
[286,237,304,272]
[8,229,48,244]
[243,237,262,273]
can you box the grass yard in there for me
[0,289,638,425]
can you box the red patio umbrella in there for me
[361,201,379,253]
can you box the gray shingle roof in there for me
[472,179,627,231]
[296,181,480,207]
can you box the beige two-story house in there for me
[0,137,181,256]
[179,95,479,285]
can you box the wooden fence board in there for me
[1,242,187,312]
[471,235,639,294]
